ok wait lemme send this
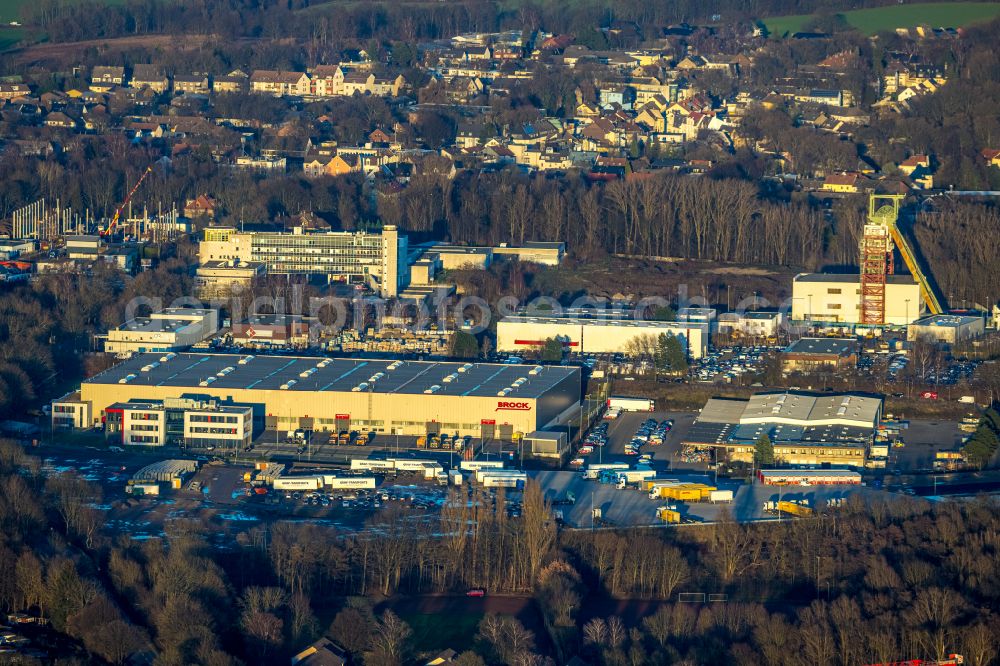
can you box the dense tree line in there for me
[3,436,1000,664]
[19,0,957,45]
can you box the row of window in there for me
[189,414,243,424]
[189,426,240,435]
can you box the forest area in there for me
[1,440,998,664]
[15,0,949,46]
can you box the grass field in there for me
[0,0,127,24]
[0,25,22,50]
[399,611,484,654]
[763,1,1000,37]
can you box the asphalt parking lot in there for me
[883,419,964,472]
[575,410,696,469]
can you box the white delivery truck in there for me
[273,476,322,491]
[581,463,630,480]
[323,476,377,490]
[422,463,444,480]
[607,396,655,412]
[460,460,505,471]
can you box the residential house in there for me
[0,83,30,101]
[822,172,864,193]
[341,72,374,96]
[372,74,406,97]
[250,70,310,97]
[793,89,845,107]
[233,155,287,173]
[574,101,601,119]
[43,111,77,129]
[173,74,210,94]
[898,154,933,189]
[131,64,169,93]
[982,148,1000,168]
[310,65,345,96]
[213,71,248,93]
[599,86,636,110]
[91,66,125,92]
[290,637,347,666]
[184,195,217,220]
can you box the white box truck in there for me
[607,396,655,412]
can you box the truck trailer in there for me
[649,483,716,501]
[460,460,505,471]
[617,469,657,484]
[483,473,527,489]
[581,463,630,480]
[322,476,377,490]
[607,396,655,412]
[273,476,322,491]
[350,459,395,472]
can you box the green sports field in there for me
[763,1,1000,37]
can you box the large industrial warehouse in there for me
[684,390,884,467]
[56,353,582,441]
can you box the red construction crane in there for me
[100,166,154,237]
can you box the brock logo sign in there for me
[496,401,531,412]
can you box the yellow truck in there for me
[416,435,427,449]
[355,432,368,446]
[649,483,716,502]
[657,507,681,523]
[776,500,813,517]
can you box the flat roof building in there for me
[194,259,265,299]
[792,273,921,326]
[684,390,883,466]
[70,353,582,440]
[104,308,220,355]
[907,314,985,344]
[782,337,857,373]
[497,314,709,358]
[231,314,314,349]
[717,311,784,339]
[199,225,408,297]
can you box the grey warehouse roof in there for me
[86,353,579,399]
[784,337,857,356]
[793,272,917,285]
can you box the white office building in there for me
[199,225,408,297]
[103,308,220,355]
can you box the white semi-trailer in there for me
[323,476,377,490]
[460,460,505,471]
[607,396,655,412]
[350,459,395,471]
[581,463,630,480]
[273,476,322,491]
